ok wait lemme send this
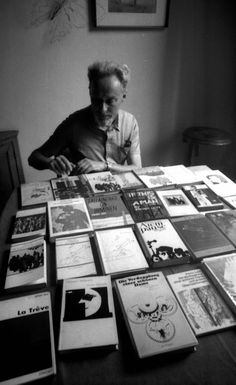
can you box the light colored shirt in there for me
[38,106,141,166]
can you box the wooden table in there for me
[1,189,236,385]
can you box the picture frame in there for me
[95,0,170,29]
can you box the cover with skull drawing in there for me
[115,271,198,358]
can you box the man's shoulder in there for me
[67,106,91,121]
[118,109,137,131]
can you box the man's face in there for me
[89,75,125,130]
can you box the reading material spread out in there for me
[0,292,56,385]
[115,271,198,358]
[167,269,236,335]
[58,275,118,352]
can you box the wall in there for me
[0,0,235,182]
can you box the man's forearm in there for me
[107,161,140,174]
[28,150,52,170]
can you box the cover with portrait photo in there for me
[155,189,198,217]
[115,271,198,358]
[135,219,191,268]
[58,275,118,352]
[0,292,56,385]
[47,198,93,242]
[167,269,236,336]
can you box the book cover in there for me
[135,219,191,268]
[94,227,148,276]
[122,189,169,222]
[172,215,235,260]
[167,269,236,335]
[160,165,199,185]
[202,253,236,315]
[47,198,93,241]
[84,171,121,194]
[200,170,236,198]
[222,195,236,209]
[4,237,47,291]
[0,291,56,385]
[51,175,92,200]
[134,166,175,189]
[12,207,47,242]
[206,210,236,246]
[20,181,54,208]
[115,271,198,358]
[182,184,224,212]
[58,275,118,352]
[55,234,97,281]
[85,194,134,230]
[112,171,144,190]
[155,189,198,217]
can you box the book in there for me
[47,198,93,242]
[182,184,224,212]
[134,166,176,189]
[115,271,198,358]
[135,219,191,268]
[202,253,236,315]
[172,215,235,260]
[112,171,144,190]
[55,234,97,280]
[222,195,236,209]
[122,189,169,222]
[11,207,47,242]
[206,210,236,247]
[4,237,47,291]
[161,165,199,185]
[94,227,148,276]
[58,275,118,352]
[167,269,236,335]
[84,171,121,194]
[20,181,54,208]
[155,189,198,217]
[196,169,236,198]
[51,175,92,200]
[85,193,134,230]
[0,291,56,385]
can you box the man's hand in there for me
[76,158,106,174]
[49,155,75,176]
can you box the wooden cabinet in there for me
[0,131,24,214]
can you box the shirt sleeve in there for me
[36,116,73,157]
[127,117,141,162]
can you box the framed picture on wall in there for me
[95,0,170,28]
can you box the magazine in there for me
[12,207,47,242]
[155,189,198,217]
[20,181,54,208]
[84,171,121,194]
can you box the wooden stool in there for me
[183,126,232,166]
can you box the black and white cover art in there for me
[64,287,113,321]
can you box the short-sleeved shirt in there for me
[38,105,141,166]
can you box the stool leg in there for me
[186,142,194,166]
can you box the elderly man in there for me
[28,60,142,175]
